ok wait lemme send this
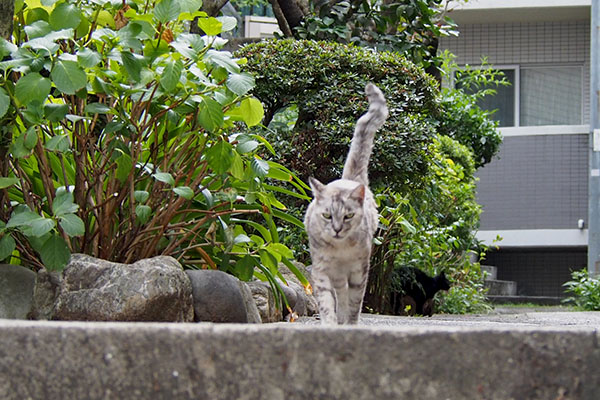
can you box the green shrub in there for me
[236,39,439,192]
[0,0,309,300]
[563,269,600,310]
[367,136,489,314]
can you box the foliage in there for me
[0,0,310,301]
[237,39,439,192]
[563,269,600,311]
[366,136,490,314]
[295,0,459,71]
[436,52,505,167]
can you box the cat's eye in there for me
[344,213,355,220]
[322,213,332,220]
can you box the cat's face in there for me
[307,177,366,241]
[437,271,451,291]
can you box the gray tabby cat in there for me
[304,83,388,324]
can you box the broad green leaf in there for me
[96,10,116,28]
[77,48,102,68]
[40,234,71,271]
[236,138,259,154]
[24,20,51,39]
[205,140,234,175]
[45,135,70,152]
[204,50,240,73]
[0,234,16,261]
[230,152,244,180]
[134,190,149,203]
[59,213,85,236]
[0,88,8,119]
[251,157,269,178]
[52,190,79,216]
[154,0,180,24]
[160,60,183,92]
[239,97,264,127]
[25,8,50,26]
[236,255,256,282]
[6,210,41,229]
[135,204,152,224]
[173,186,194,200]
[29,217,56,237]
[44,103,69,122]
[226,72,255,96]
[121,51,142,82]
[197,17,222,36]
[115,152,132,183]
[23,127,38,150]
[179,0,203,13]
[49,2,82,30]
[259,249,279,274]
[153,172,175,185]
[268,242,294,259]
[0,177,19,189]
[51,60,87,95]
[217,16,237,32]
[198,97,224,132]
[15,73,51,105]
[85,102,111,114]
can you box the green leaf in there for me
[40,234,71,271]
[205,140,234,174]
[77,48,102,68]
[23,127,38,150]
[153,172,175,185]
[115,152,132,183]
[49,2,82,30]
[217,16,237,32]
[230,152,244,180]
[239,98,264,127]
[45,135,71,152]
[173,186,194,200]
[15,73,51,105]
[51,60,87,95]
[24,20,51,39]
[236,255,256,282]
[226,72,255,96]
[135,204,152,224]
[0,87,8,118]
[29,217,56,237]
[236,137,259,154]
[197,17,222,36]
[121,51,142,82]
[59,213,85,236]
[204,50,240,73]
[6,210,40,229]
[160,59,183,92]
[0,234,16,261]
[44,103,69,122]
[179,0,203,13]
[251,157,269,178]
[0,177,19,189]
[85,102,111,114]
[134,190,149,203]
[198,97,224,132]
[154,0,181,24]
[52,190,79,217]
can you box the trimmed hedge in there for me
[236,39,440,192]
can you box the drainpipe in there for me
[589,0,600,276]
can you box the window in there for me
[460,66,583,127]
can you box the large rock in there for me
[185,269,261,323]
[30,254,193,322]
[279,261,318,317]
[0,264,36,319]
[247,281,281,323]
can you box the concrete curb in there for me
[1,319,599,399]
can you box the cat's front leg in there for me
[346,265,369,324]
[312,269,338,324]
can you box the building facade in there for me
[440,0,591,298]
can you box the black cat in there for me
[391,267,450,317]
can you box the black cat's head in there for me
[436,271,451,291]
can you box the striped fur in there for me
[304,84,388,324]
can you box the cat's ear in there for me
[309,177,326,200]
[350,184,366,205]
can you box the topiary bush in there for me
[236,39,440,192]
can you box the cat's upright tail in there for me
[342,83,388,186]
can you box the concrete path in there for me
[1,310,599,399]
